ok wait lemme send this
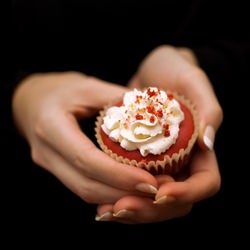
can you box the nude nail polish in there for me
[203,125,215,151]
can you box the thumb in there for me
[183,71,224,151]
[128,69,224,151]
[127,75,142,89]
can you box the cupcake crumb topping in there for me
[101,87,184,156]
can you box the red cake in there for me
[95,87,198,175]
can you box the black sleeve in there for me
[187,1,250,103]
[192,40,249,87]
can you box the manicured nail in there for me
[95,212,113,221]
[113,209,135,219]
[203,125,215,151]
[153,195,176,205]
[135,183,158,194]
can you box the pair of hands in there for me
[12,45,223,224]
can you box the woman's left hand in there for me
[95,45,223,224]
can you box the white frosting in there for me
[101,87,184,156]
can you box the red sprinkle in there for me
[147,88,157,97]
[168,93,174,100]
[163,123,170,137]
[150,116,155,123]
[136,95,142,104]
[156,109,163,118]
[136,114,143,120]
[146,105,155,114]
[164,130,170,137]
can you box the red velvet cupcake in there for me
[95,87,198,175]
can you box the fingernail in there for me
[153,195,176,205]
[135,183,158,194]
[203,125,215,150]
[95,212,113,221]
[113,209,135,219]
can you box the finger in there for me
[45,73,129,111]
[127,75,142,89]
[129,66,223,151]
[154,148,221,205]
[95,204,114,222]
[32,141,146,204]
[152,175,177,204]
[97,196,192,224]
[51,160,133,204]
[38,114,158,194]
[176,69,223,151]
[155,175,175,186]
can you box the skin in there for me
[12,45,223,224]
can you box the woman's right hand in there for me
[12,71,158,208]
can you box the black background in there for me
[1,0,249,247]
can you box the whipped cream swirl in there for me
[101,87,184,156]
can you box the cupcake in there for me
[95,87,198,175]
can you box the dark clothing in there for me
[7,0,250,86]
[1,0,249,246]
